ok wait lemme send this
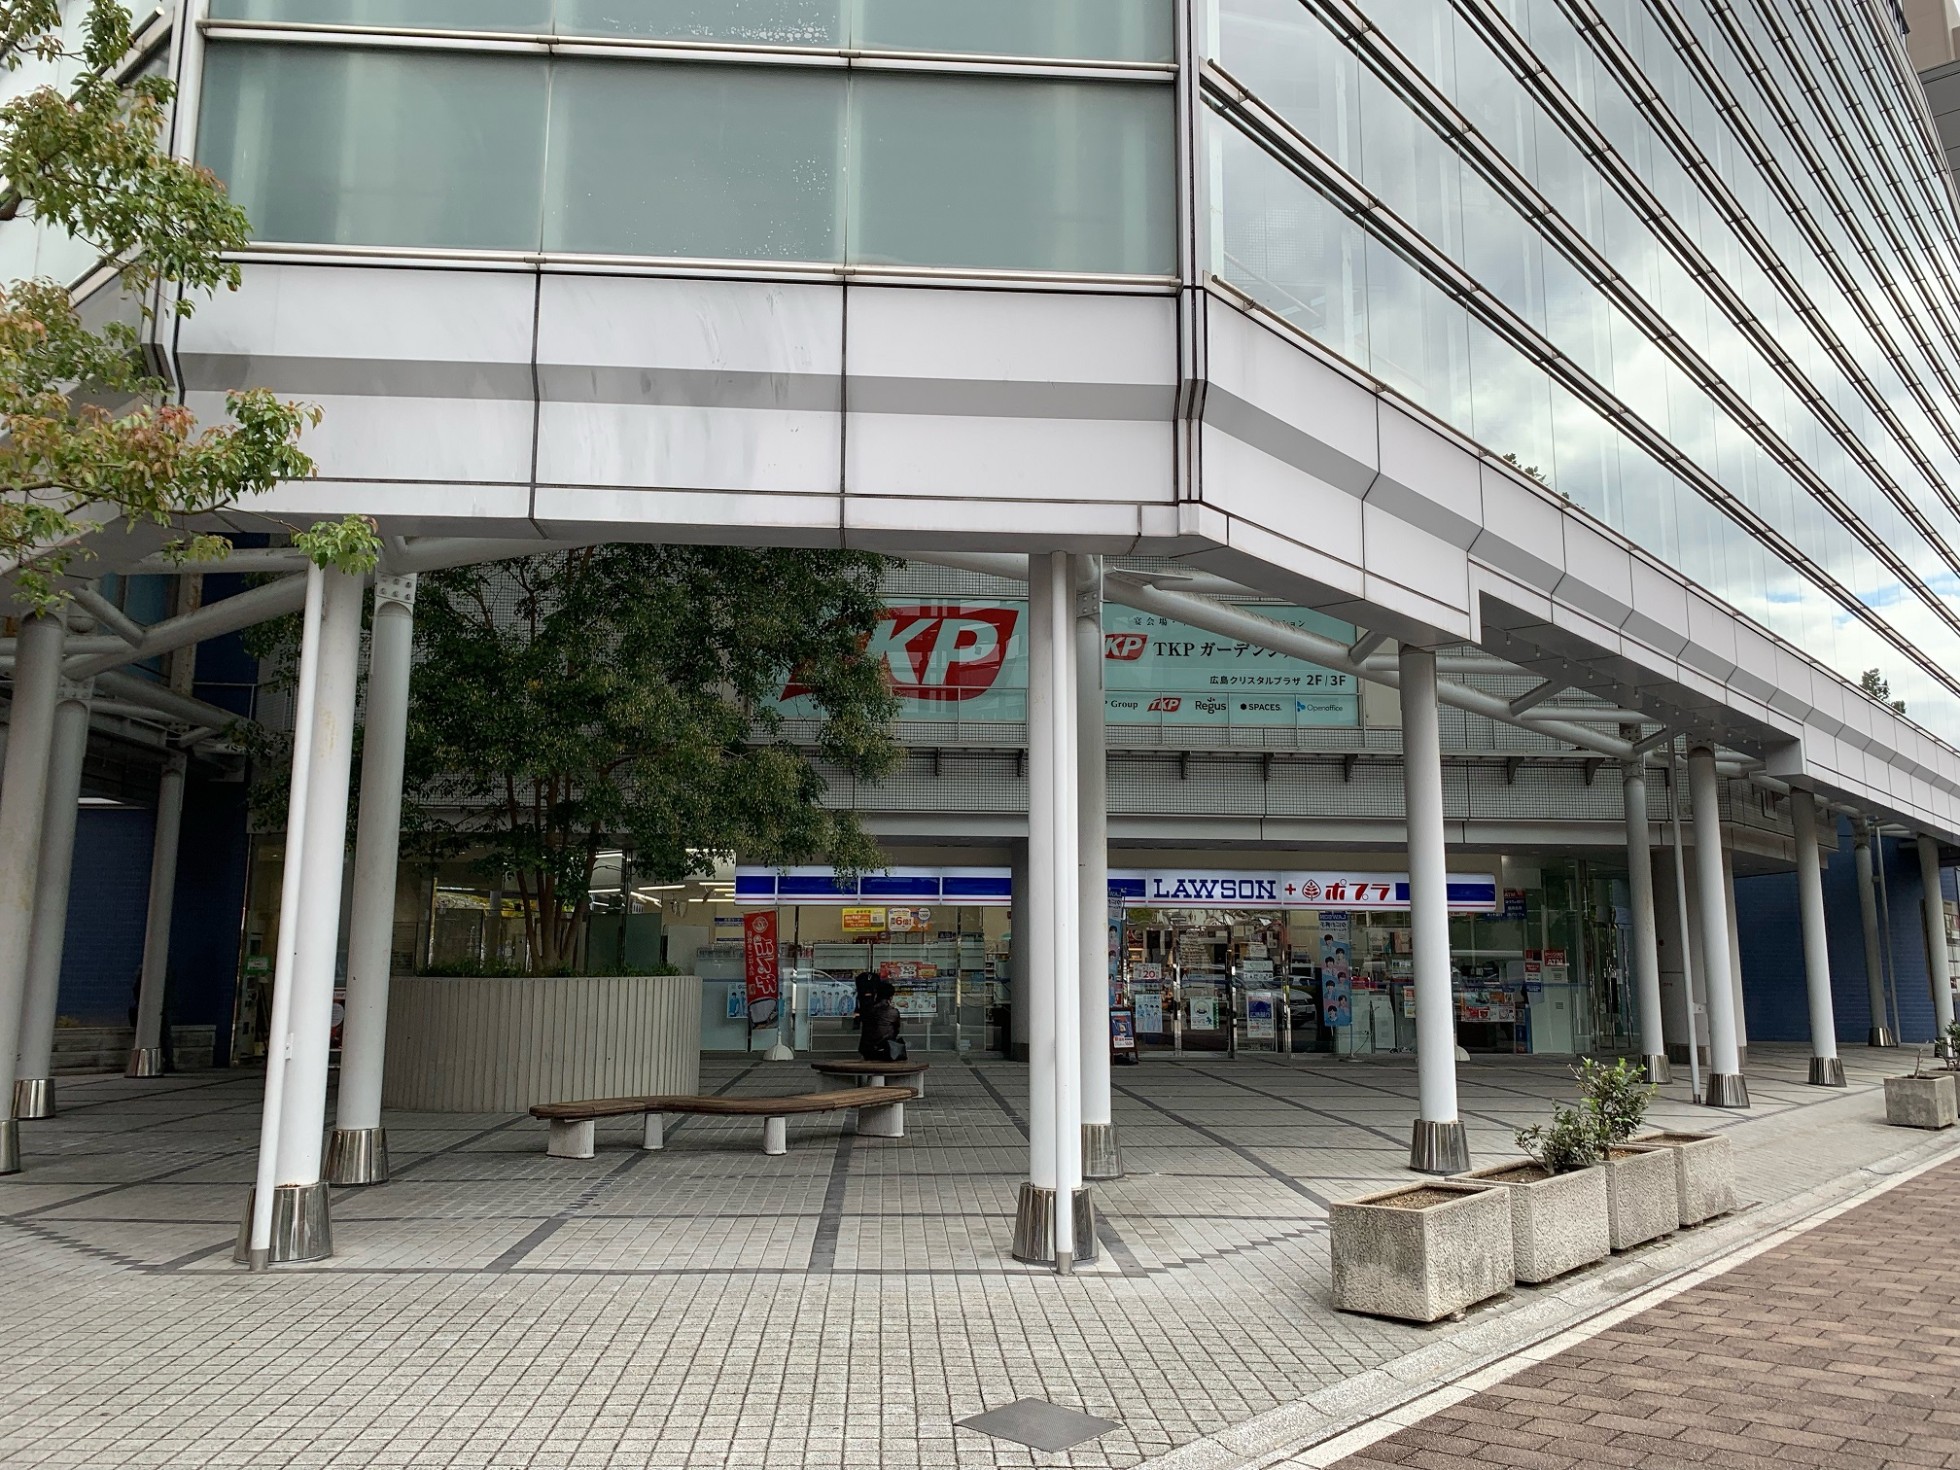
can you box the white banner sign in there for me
[1110,870,1500,913]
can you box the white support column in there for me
[1721,843,1749,1065]
[1854,822,1893,1046]
[326,574,417,1186]
[128,753,189,1077]
[1918,834,1955,1044]
[1074,556,1119,1182]
[238,566,363,1268]
[1622,758,1668,1084]
[1664,753,1703,1099]
[1687,747,1747,1108]
[1012,552,1090,1270]
[14,683,94,1119]
[1399,646,1467,1173]
[0,615,64,1172]
[1791,795,1844,1087]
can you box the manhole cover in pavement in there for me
[957,1399,1118,1452]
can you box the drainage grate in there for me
[956,1399,1119,1452]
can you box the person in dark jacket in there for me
[858,980,904,1062]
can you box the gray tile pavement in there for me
[0,1045,1951,1468]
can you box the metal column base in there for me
[1702,1073,1750,1109]
[1010,1185,1098,1269]
[1641,1055,1672,1086]
[1408,1119,1471,1175]
[1807,1057,1847,1088]
[233,1181,333,1267]
[324,1127,390,1186]
[125,1047,165,1079]
[0,1118,17,1174]
[11,1077,53,1120]
[1870,1026,1898,1047]
[1082,1122,1124,1181]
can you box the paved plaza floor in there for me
[0,1045,1953,1468]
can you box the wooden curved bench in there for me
[531,1085,916,1159]
[811,1059,930,1098]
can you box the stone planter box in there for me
[1633,1132,1736,1226]
[1601,1145,1679,1251]
[1884,1073,1958,1130]
[1330,1181,1513,1323]
[1456,1161,1609,1284]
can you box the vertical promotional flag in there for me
[743,910,780,1027]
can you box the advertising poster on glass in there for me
[742,909,780,1027]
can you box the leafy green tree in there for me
[402,546,901,973]
[0,0,320,609]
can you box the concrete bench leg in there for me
[866,1072,886,1089]
[641,1114,664,1151]
[763,1116,787,1156]
[548,1119,596,1160]
[913,1075,925,1101]
[857,1102,905,1139]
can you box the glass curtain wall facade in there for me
[186,3,1960,741]
[1206,0,1960,731]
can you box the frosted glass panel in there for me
[208,0,552,27]
[850,75,1175,274]
[555,0,841,43]
[198,45,547,250]
[198,44,1174,274]
[545,63,843,261]
[852,0,1173,61]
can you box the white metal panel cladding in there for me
[381,975,701,1113]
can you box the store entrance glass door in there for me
[1180,972,1231,1052]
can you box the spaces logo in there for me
[784,605,1018,704]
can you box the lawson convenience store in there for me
[730,860,1623,1061]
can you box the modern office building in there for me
[5,0,1960,1272]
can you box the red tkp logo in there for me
[784,605,1020,703]
[1105,632,1148,661]
[1148,696,1182,713]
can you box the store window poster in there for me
[1323,975,1352,1029]
[1320,917,1353,989]
[1247,994,1276,1039]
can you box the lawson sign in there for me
[737,866,1499,914]
[1110,870,1501,914]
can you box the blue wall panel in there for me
[1734,818,1945,1047]
[53,776,249,1064]
[1736,871,1806,1042]
[55,807,156,1025]
[167,776,250,1068]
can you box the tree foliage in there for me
[0,0,318,609]
[401,546,901,974]
[1860,667,1907,715]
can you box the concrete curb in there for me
[1133,1119,1960,1470]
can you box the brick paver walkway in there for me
[1328,1157,1960,1470]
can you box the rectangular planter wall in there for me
[1633,1132,1736,1226]
[1456,1162,1609,1285]
[1330,1182,1514,1323]
[1602,1145,1679,1251]
[1884,1074,1958,1130]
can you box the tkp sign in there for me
[786,605,1021,704]
[873,605,1019,701]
